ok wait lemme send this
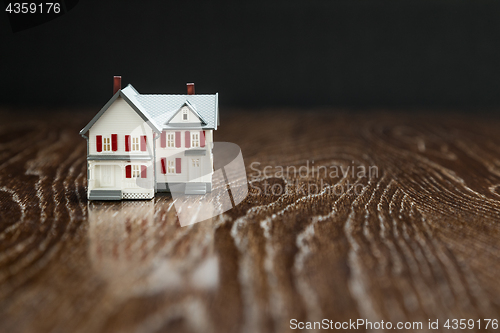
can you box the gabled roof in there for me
[134,90,218,130]
[165,100,208,125]
[79,87,162,135]
[80,84,219,136]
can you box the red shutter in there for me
[161,158,166,174]
[176,158,181,173]
[200,130,205,147]
[175,131,181,148]
[141,136,147,151]
[96,135,102,152]
[125,135,131,152]
[141,165,147,178]
[185,131,190,148]
[161,131,166,148]
[111,134,118,151]
[125,165,131,178]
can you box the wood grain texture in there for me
[0,109,499,333]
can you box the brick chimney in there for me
[187,83,195,95]
[113,76,121,95]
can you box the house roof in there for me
[164,100,208,126]
[80,84,219,136]
[132,89,218,130]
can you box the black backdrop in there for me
[2,0,500,109]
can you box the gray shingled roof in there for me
[80,84,219,136]
[122,85,218,130]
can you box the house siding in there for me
[87,97,155,199]
[88,97,154,156]
[155,130,213,185]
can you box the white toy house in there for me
[80,77,219,200]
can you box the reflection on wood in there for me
[0,110,500,332]
[88,201,219,296]
[171,157,248,226]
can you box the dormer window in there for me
[182,109,188,121]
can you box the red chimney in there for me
[113,76,121,95]
[187,83,195,95]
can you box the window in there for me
[161,158,175,174]
[168,160,175,173]
[162,159,178,174]
[182,109,188,121]
[167,133,175,147]
[132,165,140,178]
[103,137,111,151]
[192,158,200,167]
[191,132,200,147]
[132,137,139,151]
[126,164,146,178]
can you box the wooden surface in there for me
[0,109,500,332]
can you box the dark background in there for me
[1,0,500,109]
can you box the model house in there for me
[80,77,219,200]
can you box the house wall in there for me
[87,97,155,198]
[155,130,213,185]
[88,97,155,156]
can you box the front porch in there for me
[88,162,154,200]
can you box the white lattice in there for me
[122,192,153,200]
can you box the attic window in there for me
[183,109,188,121]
